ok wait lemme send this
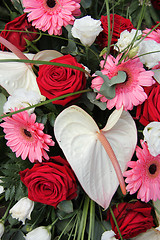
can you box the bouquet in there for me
[0,0,160,239]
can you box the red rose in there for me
[96,14,134,49]
[36,54,86,106]
[0,13,38,52]
[151,0,160,10]
[19,156,77,208]
[107,201,154,239]
[136,82,160,126]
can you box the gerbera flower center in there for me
[23,129,32,138]
[46,0,56,8]
[149,164,157,174]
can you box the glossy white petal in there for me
[33,50,63,65]
[131,227,160,240]
[0,51,45,101]
[54,106,137,209]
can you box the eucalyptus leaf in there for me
[57,200,73,213]
[61,25,78,56]
[94,71,127,99]
[80,0,92,9]
[87,92,107,110]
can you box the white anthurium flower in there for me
[101,230,118,240]
[71,16,103,46]
[143,122,160,157]
[0,222,4,239]
[54,105,137,209]
[3,88,41,114]
[0,49,63,101]
[25,226,51,240]
[131,226,160,240]
[9,197,34,224]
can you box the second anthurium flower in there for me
[54,105,137,209]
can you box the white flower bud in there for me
[71,16,103,46]
[0,222,4,239]
[9,197,34,224]
[25,226,51,240]
[101,230,118,240]
[0,178,4,194]
[143,122,160,156]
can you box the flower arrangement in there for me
[0,0,160,240]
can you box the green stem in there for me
[1,200,13,223]
[88,200,95,240]
[0,89,92,120]
[77,194,90,240]
[109,206,123,240]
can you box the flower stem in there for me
[109,206,123,240]
[0,89,92,120]
[97,131,126,195]
[0,36,30,66]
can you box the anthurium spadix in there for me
[54,105,137,209]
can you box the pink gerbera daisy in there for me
[22,0,81,35]
[143,28,160,43]
[0,110,55,163]
[123,140,160,202]
[91,55,154,110]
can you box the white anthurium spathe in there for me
[54,105,137,209]
[0,50,63,101]
[131,227,160,240]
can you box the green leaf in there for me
[11,0,24,14]
[57,200,73,214]
[48,113,56,127]
[0,93,6,117]
[94,71,127,99]
[5,188,10,201]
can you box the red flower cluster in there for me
[136,82,160,126]
[151,0,160,10]
[107,201,154,239]
[0,13,38,52]
[19,156,77,208]
[36,54,86,106]
[96,14,134,49]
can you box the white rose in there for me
[143,122,160,156]
[3,88,41,114]
[101,230,118,240]
[138,40,160,68]
[9,197,34,224]
[25,226,51,240]
[71,16,103,46]
[114,29,142,52]
[0,222,4,239]
[0,178,4,194]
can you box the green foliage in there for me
[0,93,6,118]
[0,152,32,201]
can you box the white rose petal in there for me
[0,222,4,239]
[114,29,142,52]
[101,230,118,240]
[3,88,41,114]
[138,40,160,68]
[25,226,51,240]
[71,16,103,46]
[9,197,34,224]
[143,122,160,156]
